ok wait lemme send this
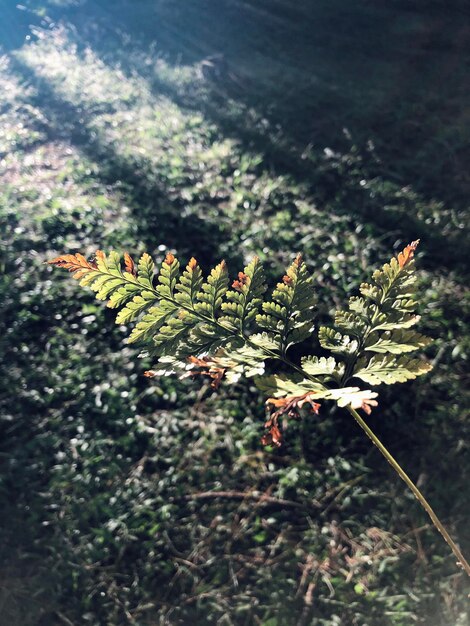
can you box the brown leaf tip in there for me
[360,398,378,415]
[264,392,321,446]
[187,356,209,366]
[47,253,97,271]
[47,256,69,267]
[267,393,321,416]
[261,423,282,447]
[293,253,303,267]
[188,257,198,270]
[232,271,249,291]
[165,252,176,266]
[187,356,225,389]
[124,252,137,276]
[282,274,293,285]
[398,240,420,269]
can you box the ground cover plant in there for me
[1,2,469,625]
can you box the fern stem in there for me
[347,406,470,577]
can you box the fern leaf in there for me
[115,291,158,324]
[325,387,378,413]
[175,257,204,306]
[157,252,180,298]
[255,374,325,398]
[319,241,432,384]
[249,332,280,352]
[301,355,337,377]
[195,260,229,318]
[353,355,432,385]
[220,256,266,331]
[48,252,99,283]
[49,243,432,419]
[184,321,234,356]
[256,254,315,352]
[318,327,358,355]
[137,252,155,287]
[364,329,432,354]
[152,313,196,355]
[128,303,175,344]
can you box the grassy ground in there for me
[0,2,469,624]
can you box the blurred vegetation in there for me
[0,1,468,624]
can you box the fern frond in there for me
[175,257,204,306]
[353,355,432,385]
[115,291,156,324]
[194,260,229,318]
[255,374,325,398]
[49,241,432,425]
[318,327,359,355]
[220,256,267,331]
[49,251,275,383]
[157,252,180,298]
[128,303,176,344]
[300,355,339,378]
[137,252,155,287]
[325,387,378,413]
[318,241,432,387]
[48,252,98,279]
[256,254,316,353]
[363,329,432,354]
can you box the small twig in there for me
[55,612,75,626]
[173,556,199,570]
[412,526,428,565]
[322,474,366,515]
[170,490,321,511]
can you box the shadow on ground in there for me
[15,0,470,212]
[5,0,468,276]
[6,53,244,270]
